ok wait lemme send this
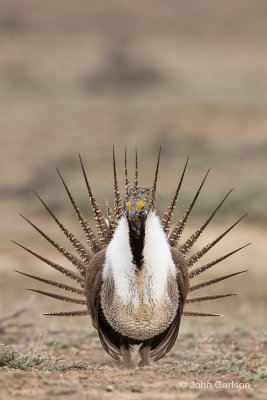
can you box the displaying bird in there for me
[14,149,248,368]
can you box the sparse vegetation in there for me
[0,345,38,371]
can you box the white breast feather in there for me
[103,216,139,308]
[143,212,177,305]
[103,212,177,309]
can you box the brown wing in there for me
[85,249,105,327]
[150,247,189,361]
[85,249,121,360]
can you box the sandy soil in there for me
[0,322,266,400]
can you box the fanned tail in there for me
[15,153,248,328]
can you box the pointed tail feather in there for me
[43,310,90,317]
[189,243,250,279]
[56,167,102,253]
[183,311,223,317]
[27,289,87,304]
[15,270,85,295]
[33,191,92,263]
[180,189,233,255]
[12,241,84,286]
[113,147,124,220]
[105,200,116,233]
[19,214,87,276]
[150,147,161,211]
[189,270,247,292]
[161,156,189,234]
[78,155,109,246]
[185,293,237,304]
[187,215,247,267]
[124,148,130,202]
[134,148,138,196]
[169,169,210,247]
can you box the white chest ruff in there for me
[101,213,179,338]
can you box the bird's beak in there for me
[128,210,136,222]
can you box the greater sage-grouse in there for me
[15,149,248,367]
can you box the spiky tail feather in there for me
[189,244,250,279]
[186,215,247,267]
[79,155,109,246]
[15,270,85,295]
[19,214,87,276]
[161,156,189,234]
[180,189,233,255]
[56,168,102,253]
[134,148,138,196]
[113,147,124,221]
[27,288,87,305]
[168,169,210,247]
[124,148,130,202]
[13,241,85,286]
[183,311,223,317]
[43,310,90,317]
[189,270,247,292]
[150,148,161,211]
[33,190,92,263]
[185,293,237,304]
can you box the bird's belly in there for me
[101,294,178,340]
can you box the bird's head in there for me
[124,189,151,235]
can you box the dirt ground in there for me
[0,317,266,399]
[0,1,267,399]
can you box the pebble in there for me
[106,384,114,392]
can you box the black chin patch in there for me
[128,218,145,269]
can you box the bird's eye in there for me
[137,201,144,211]
[126,202,131,211]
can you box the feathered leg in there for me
[138,343,151,367]
[120,343,133,368]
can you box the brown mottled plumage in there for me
[15,149,248,367]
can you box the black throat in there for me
[128,219,145,269]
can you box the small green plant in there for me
[0,344,36,371]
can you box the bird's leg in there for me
[120,343,134,368]
[138,343,151,366]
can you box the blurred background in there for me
[0,1,266,332]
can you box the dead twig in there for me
[0,296,35,324]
